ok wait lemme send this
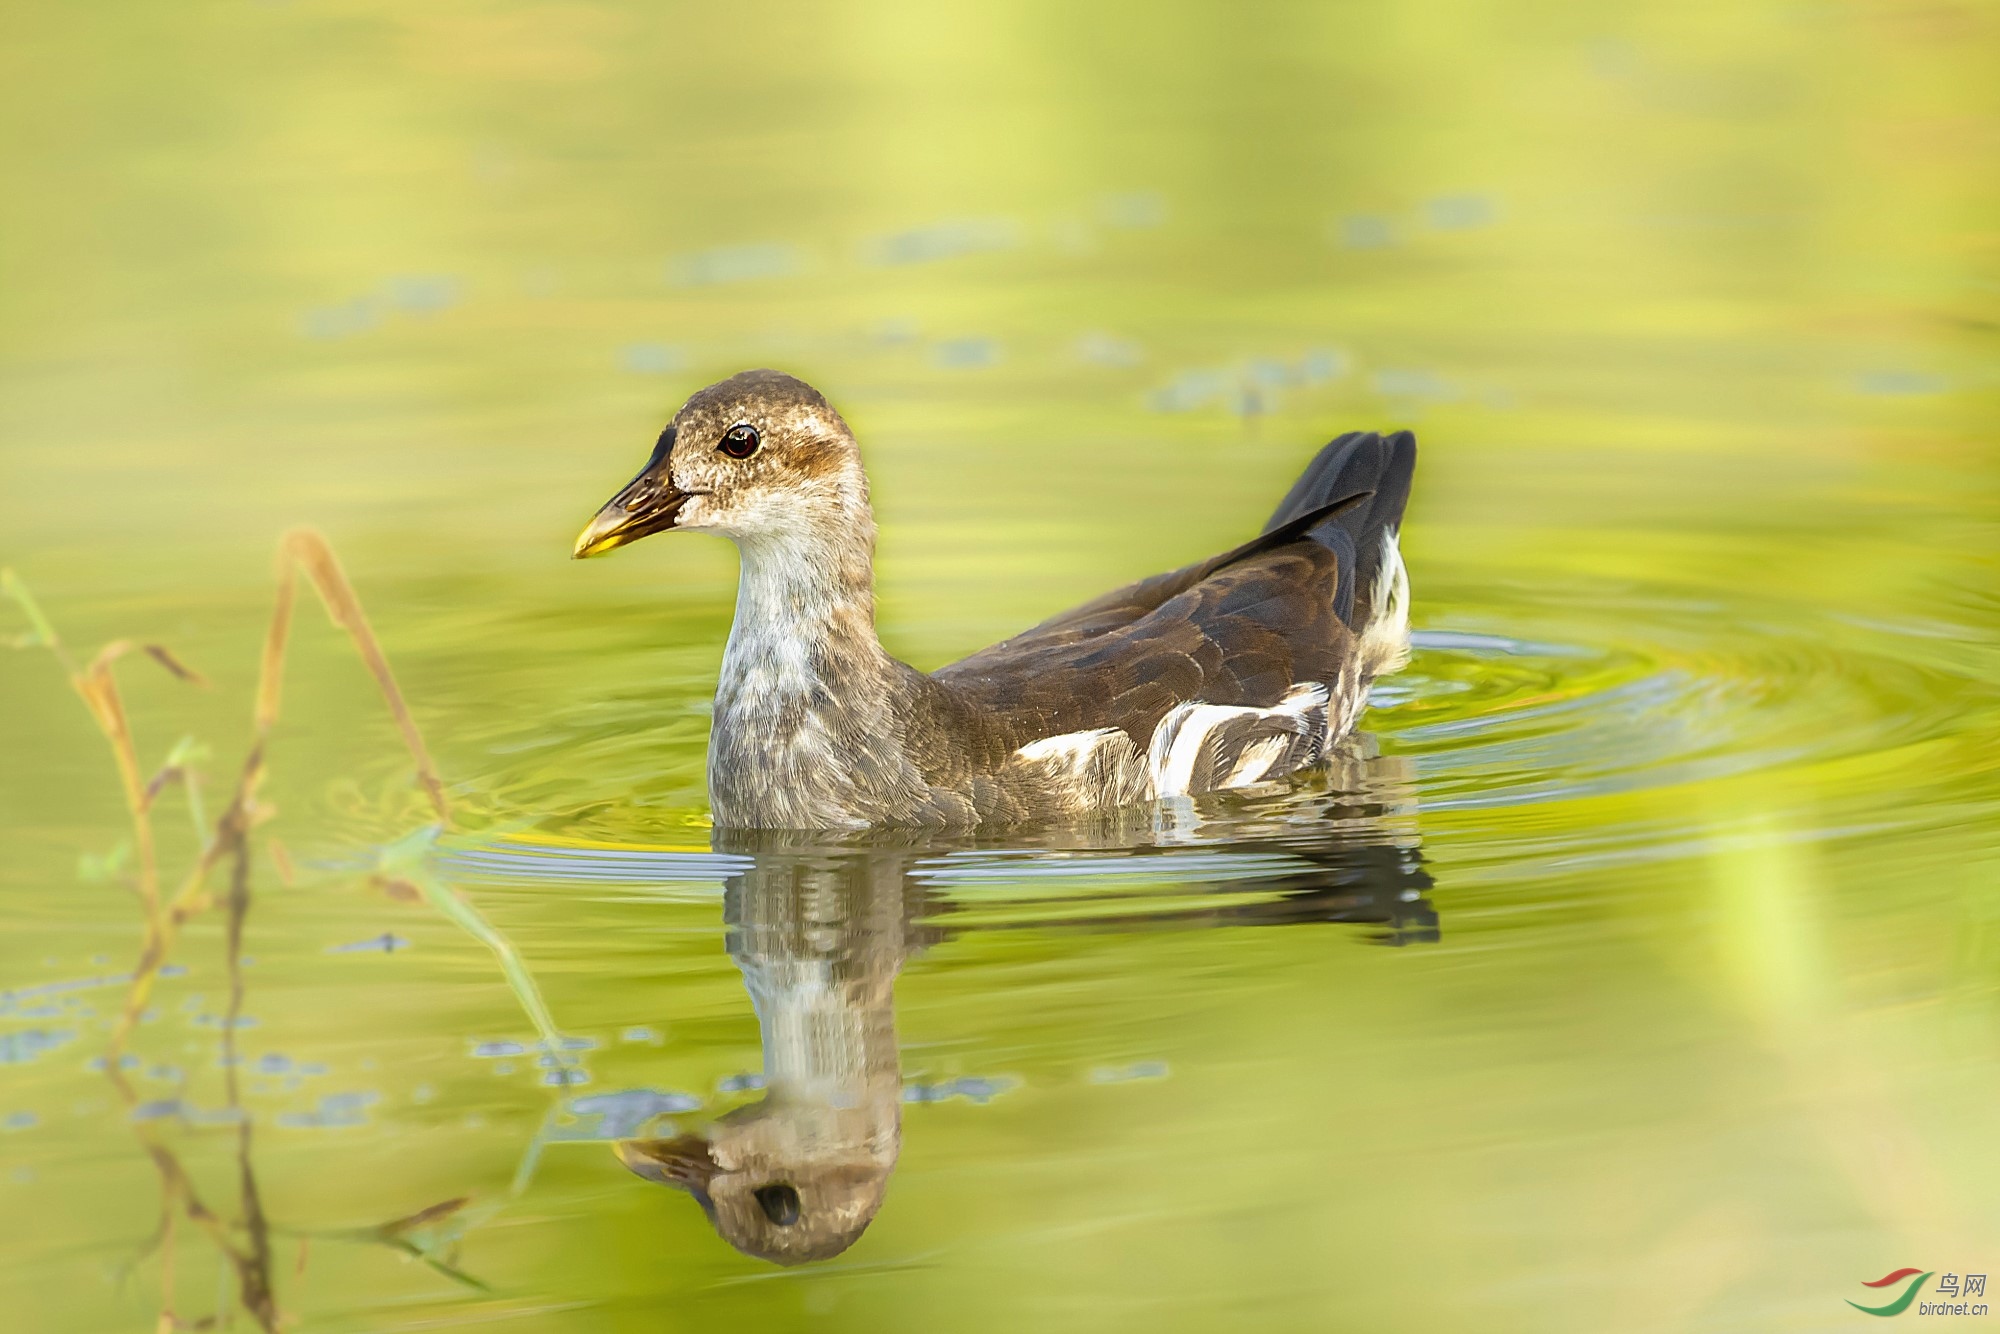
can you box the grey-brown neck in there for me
[723,519,881,678]
[708,508,923,828]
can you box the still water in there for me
[2,2,1997,1330]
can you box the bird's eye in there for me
[753,1183,800,1226]
[718,424,760,459]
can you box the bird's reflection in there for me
[615,744,1435,1264]
[616,833,921,1264]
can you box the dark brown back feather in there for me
[929,432,1413,763]
[935,531,1354,751]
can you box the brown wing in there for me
[943,490,1366,667]
[934,538,1354,751]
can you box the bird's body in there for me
[575,370,1416,830]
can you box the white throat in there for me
[718,521,882,706]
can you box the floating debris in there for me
[863,217,1019,267]
[327,933,410,955]
[190,1013,259,1029]
[668,242,802,287]
[3,1111,37,1131]
[933,336,1000,369]
[718,1072,766,1093]
[903,1075,1016,1105]
[565,1088,702,1138]
[1098,192,1168,229]
[386,274,461,314]
[1856,370,1948,396]
[619,342,688,375]
[1146,351,1346,413]
[1,971,150,1014]
[1372,368,1460,403]
[504,1035,595,1067]
[868,316,921,346]
[300,297,379,340]
[1335,214,1396,249]
[619,1026,662,1045]
[1147,367,1230,412]
[1295,348,1347,384]
[130,1098,239,1125]
[300,275,460,339]
[1424,193,1499,231]
[1089,1060,1170,1084]
[1074,331,1145,368]
[276,1090,379,1130]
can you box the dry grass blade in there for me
[0,607,210,921]
[105,526,453,1066]
[76,646,164,917]
[377,1197,475,1237]
[20,531,536,1324]
[144,643,208,686]
[277,530,449,822]
[1,566,71,669]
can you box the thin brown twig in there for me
[10,532,483,1326]
[106,528,452,1071]
[273,530,449,822]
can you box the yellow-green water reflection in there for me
[2,0,1998,1329]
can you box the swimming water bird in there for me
[573,370,1416,829]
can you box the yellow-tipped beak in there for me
[572,473,693,559]
[572,510,639,559]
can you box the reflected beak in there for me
[573,470,694,559]
[617,1135,718,1199]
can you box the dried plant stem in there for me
[267,530,449,821]
[102,530,453,1069]
[7,533,528,1323]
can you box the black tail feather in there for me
[1263,430,1416,629]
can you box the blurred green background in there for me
[2,1,1997,1330]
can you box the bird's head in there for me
[615,1115,895,1265]
[573,369,867,558]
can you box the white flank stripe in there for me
[1221,736,1290,787]
[1015,728,1119,777]
[1152,704,1241,797]
[1147,682,1332,798]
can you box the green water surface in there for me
[2,2,1998,1330]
